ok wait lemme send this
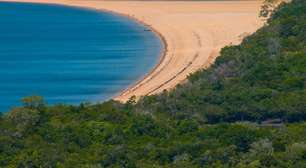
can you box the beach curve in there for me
[2,0,264,102]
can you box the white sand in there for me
[2,0,264,101]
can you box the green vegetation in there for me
[136,0,306,124]
[0,0,305,167]
[1,103,306,167]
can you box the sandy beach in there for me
[2,0,264,102]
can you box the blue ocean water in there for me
[0,2,162,112]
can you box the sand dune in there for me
[2,0,264,102]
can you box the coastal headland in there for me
[2,0,264,102]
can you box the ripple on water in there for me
[0,2,162,112]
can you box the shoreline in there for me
[106,10,169,100]
[1,0,168,100]
[1,0,264,102]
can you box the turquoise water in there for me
[0,2,162,112]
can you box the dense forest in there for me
[0,0,305,167]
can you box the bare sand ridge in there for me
[2,0,264,102]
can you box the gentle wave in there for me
[0,2,162,112]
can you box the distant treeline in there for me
[0,0,305,167]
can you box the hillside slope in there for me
[135,0,306,124]
[0,0,305,167]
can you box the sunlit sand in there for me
[2,0,264,101]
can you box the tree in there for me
[260,0,282,19]
[21,96,45,110]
